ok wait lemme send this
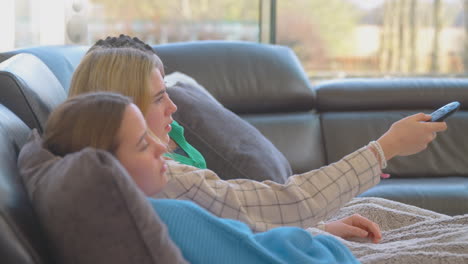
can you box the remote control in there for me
[428,101,461,122]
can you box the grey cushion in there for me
[18,130,187,264]
[167,74,292,183]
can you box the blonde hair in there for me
[43,92,132,156]
[69,47,165,114]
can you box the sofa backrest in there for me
[154,41,324,173]
[0,41,324,174]
[0,54,67,133]
[317,78,468,178]
[0,45,88,92]
[0,104,53,264]
[0,41,317,114]
[155,41,316,114]
[2,43,468,178]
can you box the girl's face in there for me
[115,104,168,196]
[145,68,178,145]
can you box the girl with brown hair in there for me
[41,91,360,263]
[67,35,448,244]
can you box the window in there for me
[2,0,259,50]
[2,0,467,78]
[87,0,259,43]
[277,0,466,79]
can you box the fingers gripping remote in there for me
[428,101,461,122]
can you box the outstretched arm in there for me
[157,146,382,233]
[156,113,446,234]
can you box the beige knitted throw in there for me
[308,197,468,263]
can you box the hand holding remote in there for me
[428,101,460,122]
[377,113,447,160]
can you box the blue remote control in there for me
[428,101,461,122]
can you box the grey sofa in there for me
[1,41,468,264]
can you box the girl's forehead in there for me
[119,104,145,137]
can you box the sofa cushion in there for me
[242,112,325,174]
[317,79,468,178]
[360,177,468,216]
[167,72,292,183]
[18,131,187,264]
[321,111,468,178]
[0,105,52,264]
[165,72,221,107]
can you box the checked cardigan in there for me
[154,145,381,233]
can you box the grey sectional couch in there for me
[1,41,467,264]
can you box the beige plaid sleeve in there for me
[154,145,381,233]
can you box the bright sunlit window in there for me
[2,0,468,78]
[278,0,467,78]
[87,0,259,44]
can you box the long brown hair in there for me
[43,92,132,156]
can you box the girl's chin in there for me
[155,132,170,145]
[161,163,168,174]
[163,135,171,145]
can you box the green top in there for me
[165,120,207,169]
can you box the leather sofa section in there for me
[316,78,468,111]
[360,177,468,216]
[243,112,326,174]
[0,74,42,131]
[154,41,316,114]
[0,105,53,264]
[0,54,67,132]
[0,42,317,116]
[321,111,468,178]
[0,45,88,91]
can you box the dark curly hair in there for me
[88,34,156,55]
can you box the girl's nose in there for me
[149,134,167,157]
[154,141,167,157]
[166,96,177,115]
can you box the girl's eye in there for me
[139,141,149,151]
[154,95,165,104]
